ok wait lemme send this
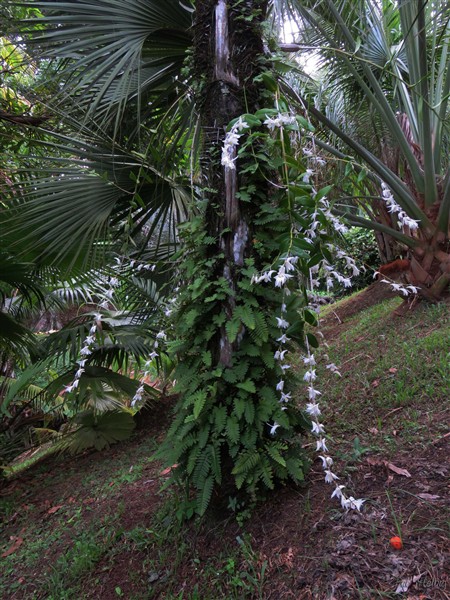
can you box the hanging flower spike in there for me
[381,182,420,231]
[131,297,172,406]
[221,118,249,169]
[379,277,419,297]
[63,268,120,395]
[303,267,365,512]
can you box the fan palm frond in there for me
[24,0,193,130]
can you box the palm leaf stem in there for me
[437,169,450,233]
[336,210,420,248]
[434,19,450,169]
[311,0,426,193]
[417,0,438,205]
[301,98,432,231]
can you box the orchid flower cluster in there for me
[221,116,250,170]
[264,113,297,131]
[131,279,178,406]
[381,182,420,232]
[251,256,365,511]
[129,259,156,273]
[131,330,166,407]
[250,255,296,435]
[221,112,297,170]
[128,260,173,406]
[303,330,365,511]
[375,274,419,297]
[163,287,179,318]
[223,110,366,509]
[299,200,360,298]
[63,274,121,394]
[303,146,327,167]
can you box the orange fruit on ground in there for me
[390,536,403,550]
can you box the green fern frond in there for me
[233,397,246,419]
[209,443,222,484]
[193,448,211,484]
[286,457,305,482]
[187,446,201,475]
[196,475,214,516]
[266,443,287,468]
[198,424,210,449]
[258,457,274,489]
[232,450,260,478]
[226,417,240,444]
[212,405,227,434]
[235,305,256,330]
[193,390,207,419]
[244,401,255,424]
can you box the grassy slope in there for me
[0,290,448,599]
[318,295,449,459]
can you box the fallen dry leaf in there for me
[2,536,24,557]
[371,379,380,388]
[395,573,423,593]
[368,427,379,434]
[160,464,179,476]
[387,462,411,477]
[47,505,62,515]
[388,367,398,374]
[417,493,440,501]
[366,458,412,478]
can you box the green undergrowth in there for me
[0,291,448,599]
[0,433,157,599]
[317,296,449,460]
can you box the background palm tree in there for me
[284,0,449,299]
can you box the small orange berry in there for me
[390,536,403,550]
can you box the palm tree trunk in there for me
[194,0,267,365]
